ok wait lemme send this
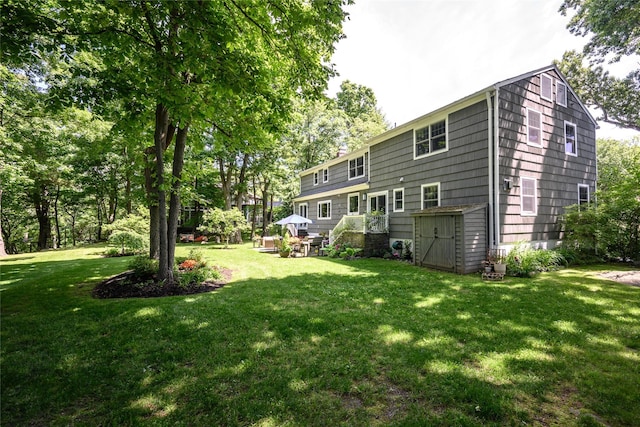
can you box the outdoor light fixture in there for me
[362,194,367,200]
[503,178,512,191]
[399,176,404,182]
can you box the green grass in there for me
[1,244,639,426]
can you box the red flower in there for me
[179,259,198,270]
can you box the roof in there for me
[300,64,597,176]
[410,204,488,216]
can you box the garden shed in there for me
[412,204,487,274]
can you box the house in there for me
[293,65,597,273]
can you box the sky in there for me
[326,0,639,141]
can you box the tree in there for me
[562,138,640,260]
[3,0,352,281]
[199,208,249,248]
[560,0,639,62]
[558,0,640,131]
[336,80,388,150]
[556,51,640,131]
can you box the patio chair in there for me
[308,236,324,256]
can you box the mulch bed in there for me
[92,268,232,299]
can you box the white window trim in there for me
[322,168,329,183]
[540,73,553,102]
[313,172,319,186]
[393,188,405,213]
[413,116,449,160]
[564,120,578,157]
[347,192,360,216]
[317,200,331,220]
[348,155,365,180]
[420,182,441,209]
[367,190,388,214]
[526,108,543,147]
[520,177,538,216]
[556,80,567,107]
[298,203,309,229]
[578,183,590,205]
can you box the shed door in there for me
[418,215,456,271]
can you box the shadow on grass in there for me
[1,253,639,426]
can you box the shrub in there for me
[505,242,566,277]
[107,231,146,256]
[128,256,158,280]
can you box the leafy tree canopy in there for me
[560,0,640,62]
[558,0,639,132]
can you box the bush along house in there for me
[293,65,597,273]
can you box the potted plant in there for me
[493,249,507,274]
[279,237,292,258]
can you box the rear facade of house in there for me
[293,65,597,271]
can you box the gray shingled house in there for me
[293,65,597,273]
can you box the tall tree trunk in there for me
[218,159,234,210]
[145,122,176,260]
[250,176,258,238]
[154,103,170,281]
[167,123,188,273]
[33,185,51,250]
[144,149,159,259]
[53,185,61,248]
[261,180,270,237]
[0,189,6,257]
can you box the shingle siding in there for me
[498,70,597,243]
[295,65,597,255]
[369,100,490,241]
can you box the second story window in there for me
[540,73,553,101]
[556,80,567,107]
[415,119,447,158]
[527,109,542,147]
[565,121,577,156]
[348,156,365,179]
[313,172,319,185]
[322,168,329,183]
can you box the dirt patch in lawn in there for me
[92,268,232,299]
[598,270,640,287]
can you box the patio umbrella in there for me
[275,214,313,225]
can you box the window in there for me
[578,184,590,207]
[527,109,542,146]
[322,168,329,183]
[368,191,387,214]
[540,74,553,101]
[317,200,331,219]
[565,121,577,156]
[348,156,365,179]
[414,118,447,158]
[520,177,537,216]
[348,193,359,215]
[298,203,308,229]
[393,188,404,212]
[313,172,318,186]
[421,183,440,209]
[556,81,567,107]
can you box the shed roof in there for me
[411,204,487,216]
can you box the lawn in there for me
[1,244,639,426]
